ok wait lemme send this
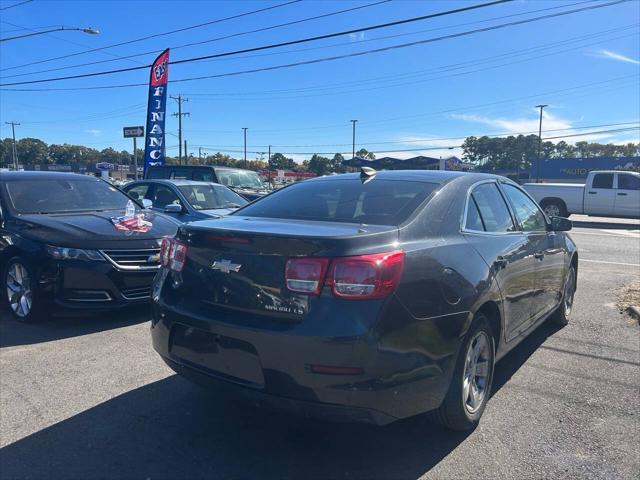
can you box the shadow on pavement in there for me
[0,321,563,479]
[0,305,151,348]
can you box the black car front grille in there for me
[100,248,160,271]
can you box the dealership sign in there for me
[143,48,170,174]
[531,156,640,180]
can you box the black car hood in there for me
[11,210,179,249]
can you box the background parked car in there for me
[123,179,248,223]
[145,165,269,201]
[524,170,640,218]
[0,171,178,321]
[151,170,577,431]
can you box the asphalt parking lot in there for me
[1,216,638,480]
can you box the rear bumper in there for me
[151,295,463,425]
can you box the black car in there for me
[145,165,269,201]
[122,179,248,223]
[0,171,178,321]
[150,170,577,430]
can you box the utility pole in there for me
[535,104,547,183]
[268,144,272,187]
[170,95,189,164]
[242,127,248,169]
[198,147,202,162]
[132,137,138,180]
[350,119,358,159]
[5,121,20,170]
[184,140,188,160]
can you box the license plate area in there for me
[169,324,265,388]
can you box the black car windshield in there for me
[178,184,248,210]
[5,177,131,214]
[215,169,264,189]
[235,178,438,226]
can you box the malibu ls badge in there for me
[211,259,241,274]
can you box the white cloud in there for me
[85,129,102,137]
[591,49,640,65]
[449,111,572,134]
[348,32,366,42]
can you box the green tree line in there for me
[2,136,637,175]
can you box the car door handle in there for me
[588,191,597,194]
[617,192,627,196]
[494,257,508,270]
[534,252,545,260]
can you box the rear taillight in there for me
[285,257,329,295]
[285,250,404,299]
[330,251,404,299]
[159,237,172,267]
[160,237,188,272]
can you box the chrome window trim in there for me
[460,179,521,236]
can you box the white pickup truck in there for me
[523,170,640,219]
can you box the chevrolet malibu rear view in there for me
[151,170,578,430]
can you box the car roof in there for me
[129,179,223,187]
[308,169,509,185]
[0,171,95,181]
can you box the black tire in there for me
[2,256,43,322]
[550,265,576,327]
[541,199,568,218]
[430,314,495,431]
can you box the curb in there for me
[626,306,640,323]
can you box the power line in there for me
[0,0,516,86]
[0,0,32,11]
[182,126,640,156]
[179,25,639,99]
[1,0,628,90]
[1,0,593,79]
[0,0,302,72]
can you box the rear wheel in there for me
[431,314,495,431]
[550,265,576,327]
[541,199,568,218]
[3,256,43,322]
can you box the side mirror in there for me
[142,199,153,209]
[550,216,572,232]
[164,203,183,214]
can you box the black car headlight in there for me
[46,245,105,261]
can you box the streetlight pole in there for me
[350,119,358,159]
[0,26,99,42]
[5,121,20,170]
[535,104,547,183]
[242,127,248,169]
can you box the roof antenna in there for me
[360,166,377,184]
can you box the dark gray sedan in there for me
[123,179,248,223]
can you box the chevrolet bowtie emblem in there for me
[211,259,242,273]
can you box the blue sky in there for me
[0,0,638,162]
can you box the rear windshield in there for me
[235,178,438,225]
[215,169,264,189]
[178,184,248,210]
[5,177,130,214]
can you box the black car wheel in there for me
[431,313,495,431]
[3,256,42,322]
[550,265,576,327]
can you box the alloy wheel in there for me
[462,331,491,415]
[544,204,561,217]
[6,262,33,318]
